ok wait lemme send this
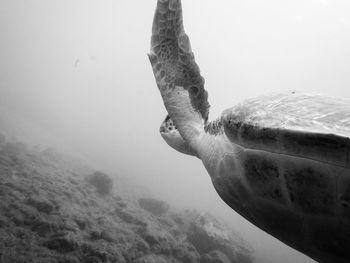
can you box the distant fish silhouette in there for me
[74,59,79,68]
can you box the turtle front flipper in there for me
[149,0,210,147]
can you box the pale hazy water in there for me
[1,0,350,262]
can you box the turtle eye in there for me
[189,86,199,96]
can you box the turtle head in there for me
[160,115,198,157]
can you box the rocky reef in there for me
[0,136,253,263]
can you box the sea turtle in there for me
[148,0,350,262]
